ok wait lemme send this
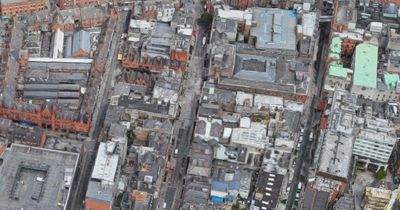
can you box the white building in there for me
[353,129,396,168]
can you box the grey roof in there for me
[253,172,284,210]
[0,144,79,210]
[302,188,330,210]
[86,180,114,203]
[333,194,355,210]
[72,30,91,55]
[251,8,297,51]
[24,83,80,91]
[233,53,276,82]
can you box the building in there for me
[333,194,355,210]
[316,131,353,183]
[301,187,330,210]
[59,0,110,9]
[72,30,91,57]
[251,171,284,210]
[363,187,392,209]
[249,8,297,52]
[85,142,120,210]
[350,43,378,100]
[194,116,222,142]
[353,128,396,170]
[0,144,79,210]
[0,0,47,16]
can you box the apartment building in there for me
[1,0,47,16]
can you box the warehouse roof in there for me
[353,43,378,89]
[251,8,297,51]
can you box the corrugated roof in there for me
[328,63,348,78]
[384,74,399,90]
[353,43,378,88]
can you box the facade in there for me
[363,187,392,209]
[1,0,47,16]
[353,129,396,169]
[59,0,110,9]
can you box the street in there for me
[285,22,330,210]
[68,11,128,210]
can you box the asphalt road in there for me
[67,11,128,210]
[285,22,330,210]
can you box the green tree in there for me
[375,169,387,180]
[200,12,213,25]
[127,130,136,146]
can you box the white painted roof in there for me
[28,57,93,63]
[91,142,119,186]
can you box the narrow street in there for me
[285,22,330,210]
[68,11,128,210]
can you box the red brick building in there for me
[59,0,112,9]
[0,0,47,16]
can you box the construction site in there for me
[0,6,118,134]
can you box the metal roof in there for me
[330,36,342,54]
[72,30,91,55]
[251,8,297,51]
[91,142,119,185]
[353,43,378,89]
[328,63,348,78]
[383,74,399,90]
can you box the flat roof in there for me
[0,144,79,210]
[384,74,399,90]
[353,43,378,89]
[251,8,297,51]
[28,57,93,64]
[329,63,348,78]
[317,131,353,181]
[330,37,342,54]
[91,142,119,185]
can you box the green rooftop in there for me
[384,74,399,90]
[329,52,340,59]
[353,43,378,89]
[329,63,348,78]
[330,36,342,54]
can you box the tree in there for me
[375,168,387,180]
[200,12,213,25]
[127,130,136,146]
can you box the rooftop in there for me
[383,74,399,90]
[0,144,79,210]
[91,142,119,186]
[317,130,353,181]
[253,172,284,210]
[233,53,276,82]
[328,63,349,78]
[251,8,297,51]
[353,43,378,89]
[231,122,268,149]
